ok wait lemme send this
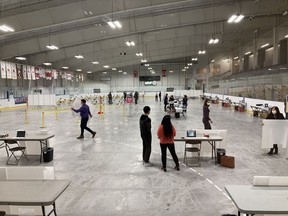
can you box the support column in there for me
[253,38,258,69]
[239,41,243,72]
[273,27,279,65]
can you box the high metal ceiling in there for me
[0,0,287,74]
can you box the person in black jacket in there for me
[267,106,284,155]
[139,106,152,166]
[203,99,213,129]
[182,95,188,111]
[164,94,168,111]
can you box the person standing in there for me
[155,93,158,101]
[71,99,96,139]
[157,115,179,172]
[139,106,152,166]
[164,93,168,111]
[134,91,139,104]
[123,92,127,102]
[203,99,212,129]
[267,106,284,155]
[159,92,162,102]
[108,92,112,104]
[182,95,188,111]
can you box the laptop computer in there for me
[186,130,196,137]
[16,131,26,137]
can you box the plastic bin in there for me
[216,148,226,164]
[43,147,54,162]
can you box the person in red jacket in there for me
[157,115,179,172]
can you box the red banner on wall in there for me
[133,71,138,78]
[162,69,166,77]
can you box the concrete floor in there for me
[0,98,287,216]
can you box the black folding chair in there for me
[4,140,28,165]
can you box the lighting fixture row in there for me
[126,41,135,46]
[228,14,244,23]
[198,50,206,54]
[191,58,198,61]
[209,38,219,44]
[107,21,122,29]
[0,25,14,32]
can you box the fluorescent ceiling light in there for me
[211,59,215,62]
[192,58,198,61]
[136,53,143,56]
[112,68,117,70]
[245,51,252,55]
[169,70,173,73]
[261,43,269,48]
[182,69,186,72]
[141,59,147,63]
[46,45,59,50]
[118,70,122,73]
[108,20,122,29]
[185,67,189,69]
[0,25,15,32]
[151,71,155,74]
[123,72,127,75]
[126,41,135,46]
[87,71,92,74]
[103,65,109,68]
[76,69,82,72]
[43,62,52,66]
[188,63,193,66]
[148,67,152,70]
[228,14,244,23]
[198,50,206,54]
[228,15,238,23]
[92,61,99,64]
[285,35,288,38]
[15,57,26,60]
[234,56,239,60]
[114,21,122,28]
[62,66,69,69]
[209,39,214,44]
[145,64,150,67]
[75,55,84,59]
[103,72,107,74]
[234,15,244,23]
[107,21,116,29]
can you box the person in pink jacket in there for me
[157,115,180,172]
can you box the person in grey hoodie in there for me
[139,106,152,166]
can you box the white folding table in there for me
[225,185,288,216]
[0,134,55,162]
[0,180,70,216]
[174,135,223,164]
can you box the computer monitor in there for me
[186,130,196,137]
[16,131,26,137]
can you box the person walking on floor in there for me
[134,91,139,104]
[203,99,213,129]
[164,93,168,111]
[155,93,158,101]
[71,99,96,139]
[266,106,284,155]
[157,115,179,172]
[159,92,161,102]
[139,106,152,166]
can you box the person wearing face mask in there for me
[266,106,284,155]
[203,99,213,129]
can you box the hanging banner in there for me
[133,71,138,78]
[1,61,6,79]
[52,69,57,79]
[23,65,27,80]
[16,64,22,79]
[27,66,31,80]
[11,63,17,80]
[35,67,40,79]
[31,66,36,80]
[61,72,66,79]
[39,68,45,78]
[67,73,71,80]
[162,69,167,77]
[6,62,12,79]
[45,70,52,80]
